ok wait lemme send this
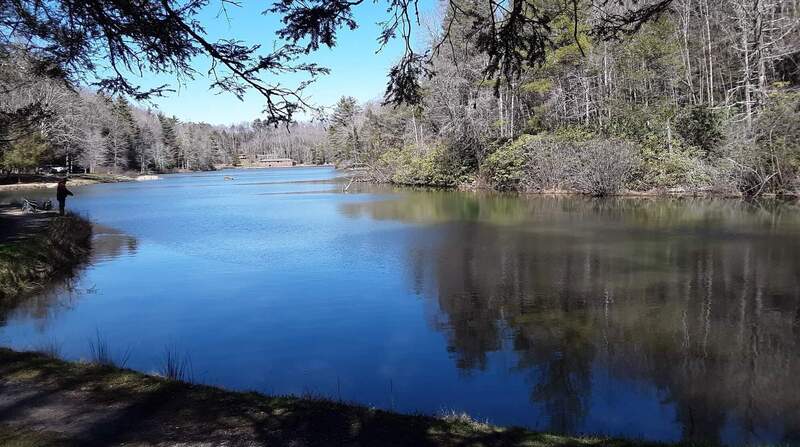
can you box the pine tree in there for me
[328,96,362,163]
[1,130,47,182]
[158,114,182,170]
[113,97,144,172]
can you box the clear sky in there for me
[129,1,431,126]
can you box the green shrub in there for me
[754,91,800,193]
[603,102,657,141]
[553,125,596,142]
[676,105,724,156]
[482,135,533,190]
[378,145,463,187]
[635,140,713,190]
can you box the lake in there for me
[2,167,800,446]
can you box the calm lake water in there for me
[2,167,800,445]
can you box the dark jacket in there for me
[56,183,73,201]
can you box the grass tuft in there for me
[437,409,490,430]
[88,330,131,368]
[160,347,192,382]
[33,340,62,359]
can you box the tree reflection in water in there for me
[342,192,800,445]
[0,225,139,327]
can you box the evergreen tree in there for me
[113,97,144,172]
[328,97,362,163]
[1,130,47,182]
[99,95,126,173]
[158,114,182,170]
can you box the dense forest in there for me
[326,0,800,196]
[1,0,799,196]
[0,52,327,175]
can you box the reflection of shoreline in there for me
[89,224,139,263]
[1,273,87,331]
[341,192,800,230]
[0,225,138,328]
[347,193,800,445]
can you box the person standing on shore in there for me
[56,179,73,216]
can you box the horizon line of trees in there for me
[1,50,329,177]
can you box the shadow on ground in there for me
[0,349,675,447]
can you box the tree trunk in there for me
[743,18,753,131]
[680,0,696,103]
[703,0,715,106]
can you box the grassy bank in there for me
[0,348,693,447]
[0,213,91,299]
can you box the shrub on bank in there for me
[517,138,574,191]
[484,135,640,196]
[727,90,800,196]
[482,135,530,191]
[377,145,465,187]
[570,139,641,196]
[676,105,725,157]
[633,139,718,191]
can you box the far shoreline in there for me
[4,166,798,205]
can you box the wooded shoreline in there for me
[4,166,798,202]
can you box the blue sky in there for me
[129,1,433,125]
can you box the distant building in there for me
[256,155,296,167]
